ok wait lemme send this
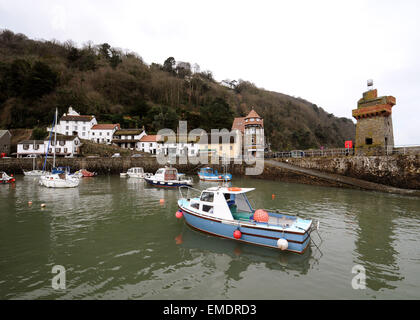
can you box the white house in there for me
[112,129,146,150]
[17,140,46,157]
[90,124,120,144]
[17,136,82,158]
[48,107,97,139]
[139,135,159,154]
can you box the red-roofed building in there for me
[90,123,121,144]
[232,108,265,157]
[139,135,160,154]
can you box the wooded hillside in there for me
[0,29,355,151]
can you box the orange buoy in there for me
[233,229,242,239]
[28,201,33,206]
[175,210,183,219]
[254,209,269,223]
[159,199,165,204]
[272,194,275,200]
[228,187,242,192]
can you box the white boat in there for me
[1,171,15,184]
[120,172,128,178]
[39,172,80,188]
[23,155,47,176]
[23,169,47,176]
[39,108,80,188]
[127,167,147,178]
[145,166,192,188]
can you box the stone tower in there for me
[352,82,396,155]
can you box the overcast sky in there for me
[1,0,419,145]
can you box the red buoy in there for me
[233,230,242,239]
[175,210,183,219]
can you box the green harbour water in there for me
[0,175,419,299]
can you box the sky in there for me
[1,0,419,145]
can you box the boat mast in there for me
[53,108,57,168]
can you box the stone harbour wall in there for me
[276,154,420,190]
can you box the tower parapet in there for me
[352,83,395,155]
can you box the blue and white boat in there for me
[198,167,232,182]
[177,186,316,254]
[145,166,193,188]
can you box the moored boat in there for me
[75,169,96,177]
[177,186,317,254]
[198,167,232,182]
[39,108,80,189]
[145,166,192,188]
[126,167,152,179]
[1,171,15,184]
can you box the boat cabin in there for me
[154,167,179,181]
[188,187,255,220]
[127,167,144,175]
[199,167,218,175]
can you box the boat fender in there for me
[277,238,288,250]
[175,210,183,219]
[233,229,242,239]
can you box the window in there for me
[107,132,110,136]
[150,143,152,147]
[202,205,214,213]
[66,126,69,130]
[200,192,214,202]
[55,148,61,153]
[64,148,68,153]
[23,144,29,150]
[82,132,85,136]
[365,138,373,145]
[99,132,102,136]
[83,127,86,131]
[74,126,78,130]
[59,141,65,146]
[191,202,199,209]
[92,132,95,136]
[230,146,233,150]
[66,132,69,135]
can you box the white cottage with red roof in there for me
[89,123,120,144]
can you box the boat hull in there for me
[198,174,232,182]
[178,205,311,254]
[39,175,79,188]
[145,177,192,188]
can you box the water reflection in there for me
[176,225,314,278]
[353,194,404,291]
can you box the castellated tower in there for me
[352,81,396,155]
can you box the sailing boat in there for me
[39,108,80,188]
[23,150,47,176]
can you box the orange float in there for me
[253,209,269,223]
[228,187,242,192]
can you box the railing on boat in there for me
[178,185,202,200]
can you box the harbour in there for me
[1,175,419,299]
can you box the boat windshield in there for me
[224,192,253,213]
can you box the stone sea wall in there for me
[276,154,420,190]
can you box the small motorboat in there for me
[198,167,232,182]
[75,169,96,177]
[145,166,192,188]
[1,171,15,184]
[177,186,317,254]
[120,172,128,178]
[126,167,152,179]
